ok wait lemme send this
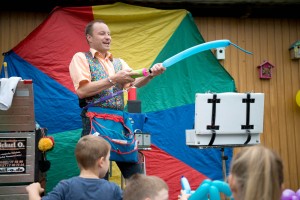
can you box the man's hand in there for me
[111,69,135,85]
[149,63,166,77]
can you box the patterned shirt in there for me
[69,48,132,110]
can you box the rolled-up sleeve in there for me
[119,58,132,71]
[69,52,91,91]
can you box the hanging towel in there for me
[0,77,22,110]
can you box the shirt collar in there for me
[90,48,113,61]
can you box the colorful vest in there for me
[84,52,124,110]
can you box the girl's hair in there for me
[75,135,110,169]
[230,145,283,200]
[123,174,169,200]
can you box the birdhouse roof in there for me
[257,61,275,68]
[289,40,300,50]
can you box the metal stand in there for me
[221,147,230,200]
[220,148,228,181]
[120,150,147,189]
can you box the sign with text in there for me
[0,138,27,174]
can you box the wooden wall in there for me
[195,17,300,190]
[0,11,48,66]
[1,11,299,191]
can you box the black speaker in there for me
[127,100,141,113]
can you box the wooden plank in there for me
[251,18,262,93]
[293,18,300,190]
[266,18,279,151]
[281,18,294,189]
[0,106,33,115]
[237,19,247,92]
[0,81,35,131]
[244,19,255,92]
[229,18,239,90]
[221,18,231,73]
[287,18,299,189]
[272,18,285,158]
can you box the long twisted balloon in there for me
[162,39,252,68]
[91,39,252,105]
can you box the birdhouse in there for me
[257,61,274,79]
[289,40,300,59]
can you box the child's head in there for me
[228,145,284,200]
[123,173,169,200]
[75,135,110,172]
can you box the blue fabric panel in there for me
[128,113,148,132]
[1,52,82,134]
[143,104,233,180]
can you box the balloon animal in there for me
[181,177,232,200]
[281,189,300,200]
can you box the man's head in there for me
[75,135,110,173]
[123,174,169,200]
[85,20,111,54]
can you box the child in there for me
[26,135,122,200]
[178,145,284,200]
[228,145,284,200]
[123,173,169,200]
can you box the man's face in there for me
[88,22,111,54]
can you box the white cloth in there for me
[0,77,22,110]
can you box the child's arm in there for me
[26,182,44,200]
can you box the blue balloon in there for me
[185,179,232,200]
[162,39,252,68]
[209,185,221,200]
[201,179,213,186]
[211,180,232,196]
[162,40,230,68]
[189,183,210,200]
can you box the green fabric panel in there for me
[45,129,81,192]
[138,13,236,113]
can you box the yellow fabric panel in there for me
[92,2,187,70]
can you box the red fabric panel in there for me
[13,6,94,93]
[142,145,208,200]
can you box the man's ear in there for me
[86,34,92,43]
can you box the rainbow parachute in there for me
[1,3,235,199]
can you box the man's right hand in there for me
[111,69,136,85]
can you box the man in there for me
[69,19,165,180]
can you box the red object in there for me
[23,79,33,84]
[128,87,137,100]
[46,136,55,146]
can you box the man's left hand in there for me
[150,63,166,77]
